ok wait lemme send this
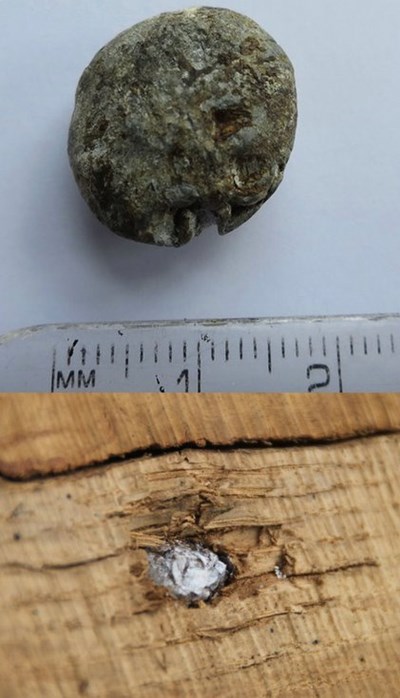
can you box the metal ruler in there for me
[0,315,399,392]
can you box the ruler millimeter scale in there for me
[0,315,399,393]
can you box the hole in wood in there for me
[146,541,233,604]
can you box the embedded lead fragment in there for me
[274,565,287,580]
[68,7,297,246]
[147,542,229,603]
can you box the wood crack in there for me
[0,549,126,573]
[194,599,333,639]
[1,428,399,483]
[287,560,379,579]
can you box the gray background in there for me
[1,0,399,336]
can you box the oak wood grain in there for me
[1,393,400,479]
[0,394,399,697]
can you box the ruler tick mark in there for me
[239,337,243,360]
[253,338,258,359]
[350,336,354,356]
[268,339,272,374]
[322,336,327,357]
[169,342,172,363]
[364,337,368,355]
[336,336,343,393]
[125,344,130,378]
[295,338,299,358]
[281,338,285,359]
[67,339,79,366]
[140,343,144,363]
[111,344,115,364]
[51,348,56,393]
[183,341,187,362]
[225,340,229,362]
[81,347,86,366]
[377,334,381,355]
[309,336,313,357]
[197,341,201,393]
[96,344,101,365]
[211,341,215,361]
[154,343,158,364]
[391,334,395,354]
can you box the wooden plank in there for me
[0,394,399,696]
[1,393,400,479]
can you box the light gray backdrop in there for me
[1,0,399,335]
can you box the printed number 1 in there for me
[177,369,189,392]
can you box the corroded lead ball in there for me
[68,7,297,246]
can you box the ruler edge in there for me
[1,314,400,347]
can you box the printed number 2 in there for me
[307,364,330,392]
